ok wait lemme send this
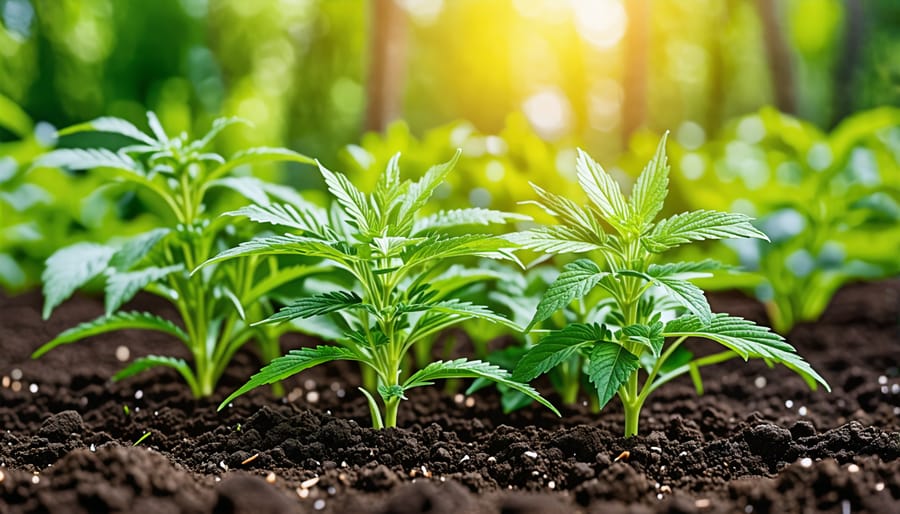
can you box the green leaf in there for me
[146,112,168,142]
[529,259,607,330]
[620,321,664,358]
[621,268,712,322]
[33,311,189,358]
[663,314,830,391]
[505,226,603,254]
[206,147,315,182]
[57,116,157,145]
[402,358,560,416]
[513,323,610,381]
[224,202,327,238]
[646,259,727,279]
[0,93,33,136]
[259,291,366,324]
[576,148,629,229]
[34,148,142,174]
[200,234,352,270]
[587,342,640,408]
[105,265,184,315]
[412,208,528,234]
[219,346,360,409]
[108,228,171,270]
[317,161,373,233]
[643,210,769,253]
[396,150,461,233]
[629,133,669,227]
[192,116,249,151]
[527,182,607,242]
[210,176,272,206]
[403,234,514,267]
[42,243,116,319]
[113,355,198,394]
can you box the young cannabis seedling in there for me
[204,152,558,428]
[32,112,315,397]
[510,134,829,437]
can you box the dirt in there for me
[1,281,899,513]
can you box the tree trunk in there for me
[755,0,796,114]
[365,0,408,132]
[832,0,865,127]
[622,0,651,145]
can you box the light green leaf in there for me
[576,148,629,228]
[317,161,373,233]
[206,147,315,182]
[413,208,528,235]
[505,226,603,254]
[113,355,199,394]
[42,243,116,319]
[403,358,560,416]
[587,342,640,408]
[219,346,360,409]
[58,117,157,145]
[629,133,669,227]
[34,148,142,174]
[529,259,607,330]
[105,265,184,315]
[259,291,366,324]
[513,323,610,381]
[200,234,352,270]
[643,210,768,253]
[620,322,664,358]
[619,269,712,323]
[663,314,830,391]
[33,311,189,358]
[224,202,327,237]
[396,150,461,233]
[108,228,171,271]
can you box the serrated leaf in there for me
[620,322,664,358]
[105,265,184,315]
[206,147,315,182]
[629,133,669,227]
[58,116,157,145]
[396,150,461,233]
[505,226,603,254]
[576,148,629,229]
[618,269,712,322]
[587,342,640,408]
[33,311,189,358]
[528,182,607,242]
[513,323,610,382]
[529,259,607,330]
[412,208,528,235]
[34,148,142,174]
[200,234,352,269]
[317,161,373,234]
[42,243,116,319]
[259,291,366,324]
[663,314,830,391]
[224,202,328,238]
[646,259,727,280]
[109,228,171,270]
[113,355,199,393]
[146,112,168,142]
[402,358,559,416]
[643,210,769,253]
[219,346,360,409]
[403,234,514,267]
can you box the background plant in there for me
[205,152,558,428]
[651,107,900,332]
[32,112,315,397]
[510,134,829,437]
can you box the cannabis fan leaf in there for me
[207,152,558,428]
[512,133,828,437]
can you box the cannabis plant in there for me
[205,152,558,428]
[32,113,315,397]
[511,134,829,437]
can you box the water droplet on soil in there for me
[313,499,326,510]
[134,390,143,400]
[28,384,38,394]
[800,457,812,468]
[785,400,794,409]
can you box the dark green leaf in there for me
[587,342,640,409]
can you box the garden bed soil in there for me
[1,281,899,513]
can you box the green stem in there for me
[384,397,400,428]
[623,400,641,438]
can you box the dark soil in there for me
[1,281,899,513]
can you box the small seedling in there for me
[132,432,151,446]
[31,113,315,397]
[511,134,829,437]
[203,152,558,428]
